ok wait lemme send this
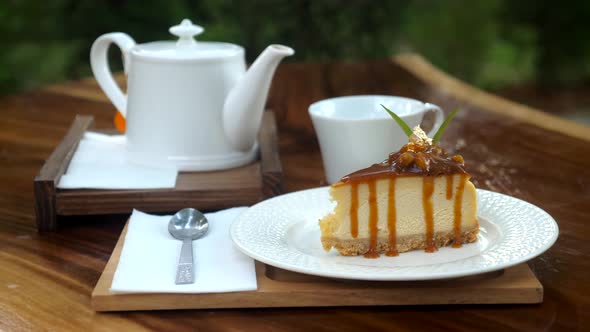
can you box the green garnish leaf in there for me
[380,104,412,137]
[432,107,460,144]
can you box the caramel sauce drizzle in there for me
[423,177,436,252]
[446,175,453,200]
[386,178,399,256]
[339,141,470,257]
[350,182,358,238]
[364,180,379,258]
[452,175,467,248]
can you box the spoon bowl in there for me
[168,208,209,241]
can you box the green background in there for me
[2,0,589,94]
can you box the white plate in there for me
[230,187,558,281]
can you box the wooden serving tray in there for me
[34,112,282,231]
[92,223,543,312]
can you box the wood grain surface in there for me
[1,54,589,331]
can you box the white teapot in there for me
[90,19,294,171]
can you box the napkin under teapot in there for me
[110,207,257,293]
[57,132,178,189]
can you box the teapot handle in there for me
[90,33,136,117]
[424,103,445,138]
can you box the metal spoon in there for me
[168,208,209,284]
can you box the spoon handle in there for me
[175,239,194,284]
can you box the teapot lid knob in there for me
[169,19,204,47]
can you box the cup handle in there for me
[424,103,445,138]
[90,33,136,117]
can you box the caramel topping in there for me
[337,126,467,185]
[423,177,437,253]
[446,175,453,200]
[385,178,399,256]
[339,143,468,184]
[452,175,467,248]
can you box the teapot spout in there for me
[223,45,294,151]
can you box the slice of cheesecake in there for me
[319,127,478,258]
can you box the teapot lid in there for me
[132,19,243,61]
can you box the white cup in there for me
[309,95,444,184]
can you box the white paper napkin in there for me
[110,208,257,294]
[57,132,178,189]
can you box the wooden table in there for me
[1,55,588,331]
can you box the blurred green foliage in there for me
[1,0,589,94]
